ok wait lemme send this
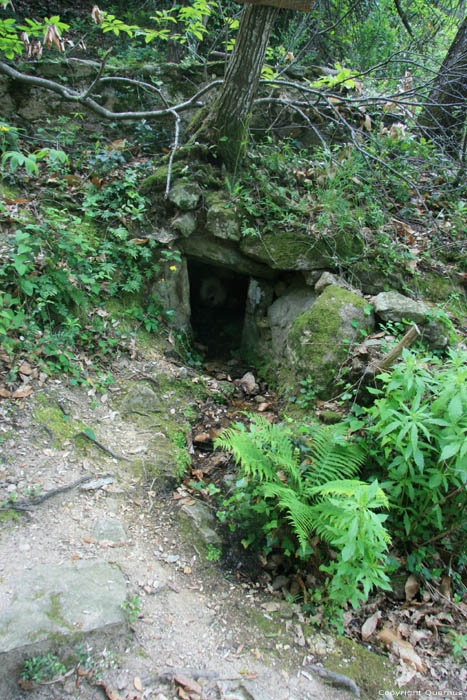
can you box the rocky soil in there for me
[0,342,451,700]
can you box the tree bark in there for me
[212,3,279,169]
[419,15,467,154]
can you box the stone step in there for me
[0,559,127,696]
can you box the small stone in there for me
[278,603,294,620]
[272,574,289,590]
[93,518,127,544]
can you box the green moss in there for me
[0,182,18,199]
[416,272,463,302]
[139,162,184,194]
[32,393,88,450]
[287,285,370,398]
[325,635,396,698]
[240,229,363,270]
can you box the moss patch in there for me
[240,229,363,271]
[287,285,372,398]
[325,635,396,698]
[139,163,184,194]
[32,393,89,450]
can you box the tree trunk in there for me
[212,3,279,169]
[419,15,467,154]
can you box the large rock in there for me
[205,192,240,241]
[287,285,374,397]
[168,182,202,211]
[373,291,449,349]
[181,235,274,278]
[178,501,222,546]
[240,229,363,271]
[151,258,191,331]
[0,560,127,695]
[172,212,197,237]
[242,279,274,350]
[268,287,317,357]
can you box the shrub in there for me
[365,348,467,546]
[215,416,391,616]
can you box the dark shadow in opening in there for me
[188,259,250,359]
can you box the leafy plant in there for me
[365,348,467,545]
[21,653,67,684]
[447,630,467,662]
[215,416,391,618]
[121,594,141,624]
[206,544,221,561]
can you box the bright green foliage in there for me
[0,148,164,386]
[21,653,67,684]
[215,416,391,614]
[365,348,467,544]
[121,594,141,624]
[0,15,69,58]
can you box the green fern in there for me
[215,416,391,611]
[302,426,366,488]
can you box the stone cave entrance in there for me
[188,260,250,359]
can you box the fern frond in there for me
[303,426,366,487]
[308,479,390,508]
[214,415,301,485]
[214,425,279,482]
[263,482,317,547]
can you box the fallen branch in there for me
[304,665,360,697]
[365,324,420,377]
[0,60,222,120]
[0,474,112,513]
[73,431,131,461]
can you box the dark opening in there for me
[188,259,250,359]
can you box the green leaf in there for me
[13,259,28,276]
[448,395,462,422]
[439,442,460,461]
[84,427,96,441]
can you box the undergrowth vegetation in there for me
[0,128,169,389]
[214,347,467,629]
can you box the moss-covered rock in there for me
[172,212,197,237]
[287,285,374,397]
[205,192,240,241]
[139,163,184,194]
[168,182,202,211]
[240,229,363,270]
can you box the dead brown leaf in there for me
[361,610,381,640]
[174,674,202,695]
[439,575,451,599]
[133,676,143,692]
[98,681,123,700]
[405,574,420,601]
[11,385,34,398]
[377,628,426,673]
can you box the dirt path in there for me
[0,349,393,700]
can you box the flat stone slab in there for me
[93,517,127,543]
[0,559,127,694]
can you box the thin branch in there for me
[393,0,414,38]
[0,60,222,120]
[81,47,113,98]
[254,96,328,148]
[99,75,170,107]
[165,108,181,199]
